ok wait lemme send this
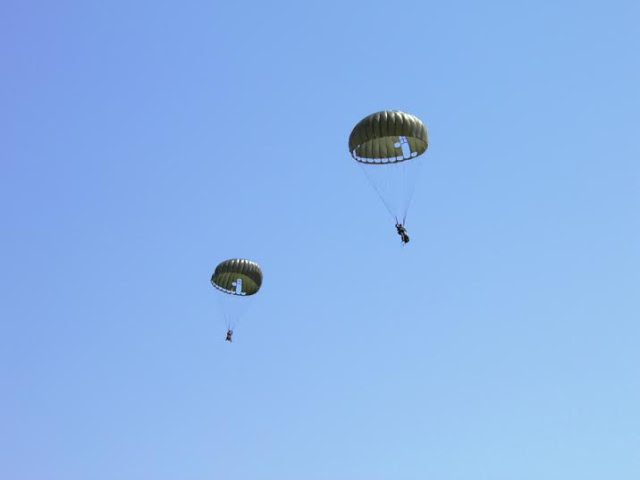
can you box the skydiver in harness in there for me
[225,329,233,342]
[396,222,410,244]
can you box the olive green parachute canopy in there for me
[211,259,263,296]
[349,110,428,164]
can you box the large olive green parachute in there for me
[348,110,429,224]
[210,258,262,296]
[349,110,428,164]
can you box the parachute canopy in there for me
[211,258,262,296]
[349,110,428,164]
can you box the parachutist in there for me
[348,111,428,242]
[396,223,410,244]
[211,259,262,342]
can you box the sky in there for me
[1,0,639,479]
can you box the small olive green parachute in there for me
[349,110,428,164]
[210,259,262,296]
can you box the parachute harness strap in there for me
[402,160,419,225]
[358,162,396,221]
[215,293,230,329]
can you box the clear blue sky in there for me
[2,1,639,479]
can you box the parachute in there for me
[349,110,429,226]
[210,258,263,331]
[211,258,263,296]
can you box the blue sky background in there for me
[1,1,639,479]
